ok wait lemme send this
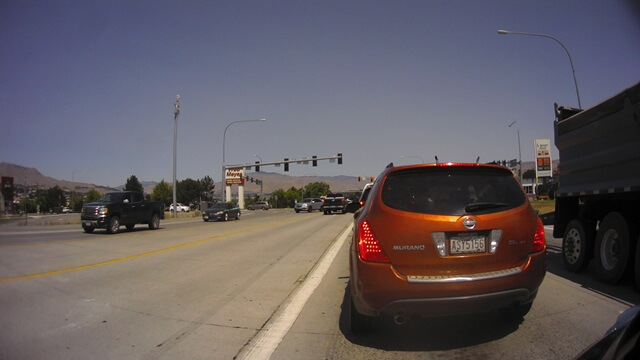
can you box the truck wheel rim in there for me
[153,215,159,228]
[600,229,620,271]
[565,228,581,264]
[111,218,119,232]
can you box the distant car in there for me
[169,203,189,212]
[203,202,240,221]
[247,201,270,210]
[347,162,546,332]
[321,193,347,215]
[359,183,374,207]
[294,198,323,213]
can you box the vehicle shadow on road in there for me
[337,284,522,351]
[545,249,640,305]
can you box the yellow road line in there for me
[0,216,306,283]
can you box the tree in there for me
[39,186,65,212]
[85,189,102,203]
[177,178,202,205]
[152,180,173,207]
[270,189,287,208]
[284,187,302,207]
[200,176,215,201]
[124,175,144,193]
[303,182,331,198]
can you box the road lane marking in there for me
[0,216,308,283]
[238,223,353,360]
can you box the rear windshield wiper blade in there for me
[465,202,509,213]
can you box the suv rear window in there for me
[381,167,526,215]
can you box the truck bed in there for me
[554,82,640,197]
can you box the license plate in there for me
[450,236,486,254]
[84,221,92,226]
[203,215,209,219]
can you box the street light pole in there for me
[498,29,582,109]
[173,95,180,219]
[508,121,522,184]
[222,118,266,203]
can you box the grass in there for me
[530,199,555,215]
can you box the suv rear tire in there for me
[348,295,374,333]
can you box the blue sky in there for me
[1,0,639,187]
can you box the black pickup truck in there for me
[81,191,164,234]
[321,193,347,215]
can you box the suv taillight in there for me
[531,217,546,253]
[357,220,390,263]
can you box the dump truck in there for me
[553,82,640,287]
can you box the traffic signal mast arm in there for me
[225,154,343,171]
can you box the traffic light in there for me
[255,161,260,172]
[358,176,361,182]
[312,155,317,167]
[337,153,343,165]
[284,158,289,172]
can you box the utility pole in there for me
[173,95,180,219]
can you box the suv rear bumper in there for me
[350,250,546,317]
[380,288,537,317]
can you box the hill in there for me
[0,162,119,194]
[0,162,365,196]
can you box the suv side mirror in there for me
[346,202,361,213]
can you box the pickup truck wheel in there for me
[148,213,160,230]
[223,213,228,221]
[126,224,135,231]
[295,209,300,213]
[82,225,95,233]
[562,219,594,272]
[235,211,240,220]
[595,212,634,284]
[107,216,120,234]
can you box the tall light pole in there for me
[508,121,522,184]
[498,29,582,109]
[172,95,180,219]
[222,118,266,202]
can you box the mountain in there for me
[0,162,365,196]
[0,162,119,194]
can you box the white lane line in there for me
[239,224,353,360]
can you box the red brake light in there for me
[359,200,364,206]
[357,220,389,263]
[435,163,480,167]
[531,217,546,253]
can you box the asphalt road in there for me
[1,210,639,359]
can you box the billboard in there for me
[535,139,553,178]
[225,169,245,185]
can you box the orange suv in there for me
[347,162,546,331]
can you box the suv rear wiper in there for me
[465,202,509,213]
